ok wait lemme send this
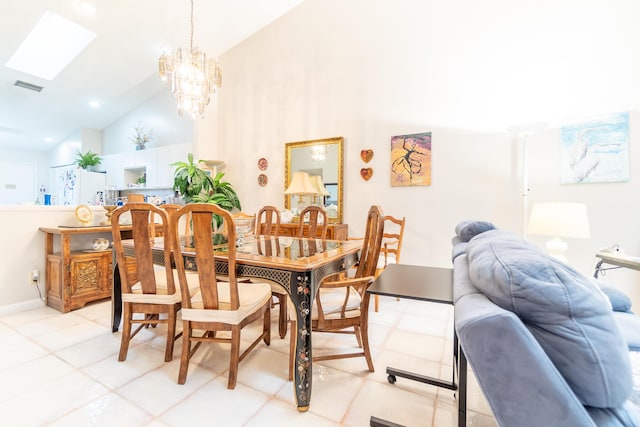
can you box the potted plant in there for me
[172,153,241,211]
[130,125,152,150]
[74,150,102,171]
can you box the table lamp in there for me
[527,202,591,263]
[284,171,318,215]
[309,175,330,206]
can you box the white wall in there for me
[102,90,194,155]
[48,130,82,168]
[199,0,640,306]
[0,149,49,204]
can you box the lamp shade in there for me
[284,171,317,195]
[310,175,330,196]
[527,202,591,239]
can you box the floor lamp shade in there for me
[527,202,591,262]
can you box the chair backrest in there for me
[111,202,175,295]
[381,215,406,265]
[127,193,145,203]
[255,206,281,236]
[233,211,256,237]
[354,206,385,278]
[161,204,182,216]
[170,203,240,310]
[298,205,328,239]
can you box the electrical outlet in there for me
[31,269,39,285]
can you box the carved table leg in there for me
[290,270,314,411]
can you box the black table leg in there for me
[375,324,467,427]
[457,343,467,427]
[111,263,122,332]
[370,416,405,427]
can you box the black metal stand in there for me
[366,265,467,427]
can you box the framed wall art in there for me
[560,112,629,184]
[390,132,431,187]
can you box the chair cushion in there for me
[466,229,632,408]
[181,282,272,325]
[122,266,190,304]
[312,286,362,320]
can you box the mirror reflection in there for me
[285,137,344,223]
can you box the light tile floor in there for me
[0,296,497,426]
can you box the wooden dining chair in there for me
[288,205,384,379]
[170,203,272,389]
[126,193,145,203]
[255,205,281,236]
[297,205,328,239]
[373,215,406,312]
[254,206,289,338]
[232,211,255,244]
[147,203,182,238]
[111,202,181,362]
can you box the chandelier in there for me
[311,145,327,162]
[158,0,222,119]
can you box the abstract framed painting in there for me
[560,112,629,184]
[390,132,431,187]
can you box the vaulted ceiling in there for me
[0,0,303,152]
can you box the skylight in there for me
[5,11,96,81]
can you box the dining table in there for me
[111,233,361,411]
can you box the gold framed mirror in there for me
[285,136,344,223]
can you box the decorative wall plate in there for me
[258,173,268,187]
[258,158,268,171]
[360,149,374,163]
[75,204,93,226]
[360,168,373,181]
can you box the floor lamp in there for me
[507,122,547,237]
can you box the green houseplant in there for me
[74,150,102,171]
[172,153,241,211]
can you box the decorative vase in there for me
[136,145,145,151]
[100,205,117,226]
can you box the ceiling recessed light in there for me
[89,100,100,108]
[5,11,96,80]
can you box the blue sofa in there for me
[452,221,640,427]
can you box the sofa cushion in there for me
[466,229,632,408]
[600,285,633,313]
[615,312,640,351]
[454,220,496,242]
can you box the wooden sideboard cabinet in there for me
[39,225,132,313]
[259,222,348,240]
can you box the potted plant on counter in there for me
[74,150,102,171]
[172,153,241,211]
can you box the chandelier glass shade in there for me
[158,0,221,119]
[311,145,327,162]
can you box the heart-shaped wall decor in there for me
[360,168,373,181]
[360,149,374,163]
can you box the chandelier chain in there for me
[189,0,194,50]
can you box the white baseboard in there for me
[0,298,46,316]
